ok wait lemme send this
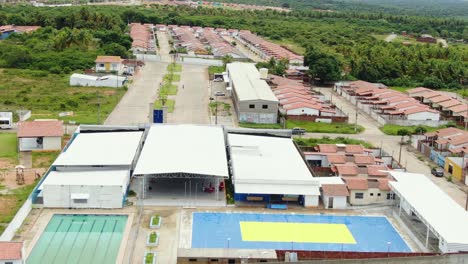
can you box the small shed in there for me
[0,242,23,264]
[0,111,13,129]
[17,120,63,151]
[316,177,349,209]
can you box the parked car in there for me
[431,167,444,177]
[213,77,224,82]
[214,91,225,96]
[123,72,133,76]
[291,127,306,135]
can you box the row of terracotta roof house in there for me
[129,23,155,53]
[235,29,304,64]
[303,143,399,206]
[267,75,347,122]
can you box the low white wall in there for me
[304,195,319,207]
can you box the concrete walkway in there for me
[308,87,468,208]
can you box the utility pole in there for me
[97,91,101,124]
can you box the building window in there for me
[189,259,197,262]
[370,193,374,196]
[210,259,219,262]
[262,105,268,109]
[99,63,104,67]
[249,104,255,109]
[387,193,395,200]
[228,259,236,264]
[5,262,13,264]
[355,193,364,199]
[73,199,88,204]
[377,193,381,196]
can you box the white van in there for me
[0,112,13,129]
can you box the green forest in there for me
[0,4,466,89]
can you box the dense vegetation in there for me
[0,5,466,88]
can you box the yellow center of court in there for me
[240,221,356,244]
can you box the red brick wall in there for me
[275,250,437,260]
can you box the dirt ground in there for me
[0,169,45,190]
[0,158,15,169]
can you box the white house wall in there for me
[304,195,319,207]
[43,137,62,151]
[407,111,440,121]
[286,108,319,116]
[323,195,347,209]
[19,137,41,151]
[43,185,124,208]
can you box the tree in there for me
[104,43,129,58]
[305,47,342,82]
[397,128,410,143]
[222,55,234,67]
[282,3,290,8]
[414,126,427,135]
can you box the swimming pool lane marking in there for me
[61,217,86,264]
[34,217,64,263]
[74,218,98,263]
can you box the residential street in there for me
[105,31,172,125]
[309,87,468,208]
[104,61,167,125]
[167,64,210,124]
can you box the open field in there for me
[294,136,374,148]
[239,121,364,134]
[0,69,125,124]
[0,133,17,159]
[286,120,364,134]
[380,124,452,135]
[269,38,306,55]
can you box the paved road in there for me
[105,32,172,125]
[223,36,265,62]
[385,33,397,42]
[310,87,468,208]
[105,61,167,125]
[167,64,210,124]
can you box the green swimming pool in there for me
[27,214,128,264]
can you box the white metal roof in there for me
[133,125,229,177]
[227,62,278,102]
[315,177,345,185]
[389,171,468,250]
[229,133,319,196]
[53,131,143,166]
[70,73,98,81]
[42,170,128,187]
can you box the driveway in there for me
[309,87,468,207]
[166,64,210,124]
[104,61,167,125]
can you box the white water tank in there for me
[259,68,268,79]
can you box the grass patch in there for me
[167,63,182,72]
[209,102,231,115]
[380,124,448,135]
[390,86,411,92]
[0,180,38,225]
[163,73,180,82]
[145,252,154,264]
[151,215,160,226]
[160,83,178,95]
[149,232,158,243]
[268,38,306,55]
[294,136,374,148]
[286,120,364,134]
[208,66,225,75]
[0,69,125,124]
[239,122,282,129]
[154,99,175,113]
[0,133,17,158]
[32,151,60,168]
